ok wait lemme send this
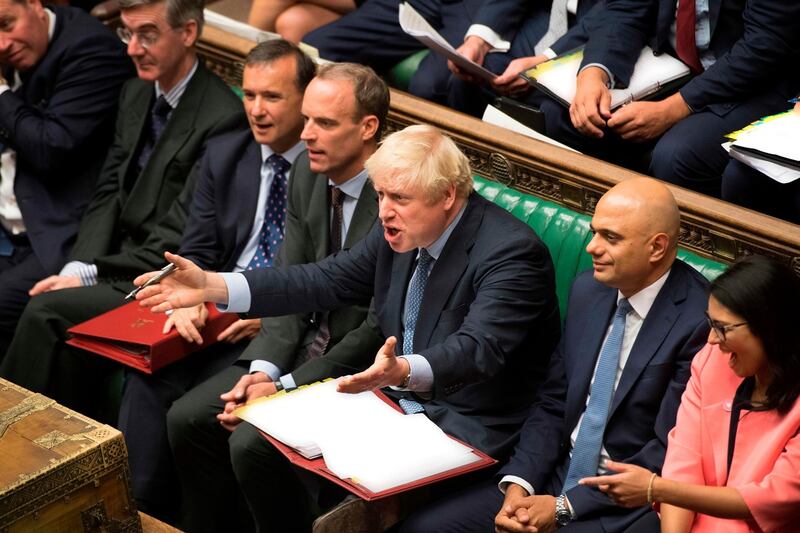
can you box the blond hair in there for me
[366,125,472,201]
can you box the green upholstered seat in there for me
[386,50,430,91]
[473,175,725,322]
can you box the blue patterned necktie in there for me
[137,95,172,173]
[246,154,290,270]
[399,249,434,415]
[563,298,633,491]
[403,249,434,355]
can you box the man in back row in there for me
[400,178,710,532]
[136,124,562,531]
[0,0,244,413]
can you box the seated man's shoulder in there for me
[53,5,125,50]
[203,125,258,165]
[670,258,712,305]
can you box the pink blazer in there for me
[663,344,800,532]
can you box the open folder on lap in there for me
[522,46,690,110]
[234,379,496,499]
[725,110,800,183]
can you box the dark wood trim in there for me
[195,26,800,275]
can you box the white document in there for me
[235,379,481,493]
[723,111,800,184]
[524,47,689,110]
[482,104,579,152]
[398,2,496,82]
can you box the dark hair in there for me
[316,62,390,141]
[710,255,800,413]
[118,0,204,34]
[245,40,316,92]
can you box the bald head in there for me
[587,178,681,296]
[599,178,681,248]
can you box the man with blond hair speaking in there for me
[136,124,561,530]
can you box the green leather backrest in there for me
[387,50,430,91]
[472,176,725,322]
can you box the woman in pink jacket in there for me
[581,255,800,532]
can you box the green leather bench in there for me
[387,50,429,91]
[472,176,727,322]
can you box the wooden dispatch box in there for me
[0,378,141,532]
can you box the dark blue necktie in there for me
[563,298,633,491]
[246,154,290,270]
[137,95,172,173]
[399,249,434,415]
[403,248,434,355]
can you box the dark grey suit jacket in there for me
[240,192,562,459]
[67,61,245,283]
[239,150,383,385]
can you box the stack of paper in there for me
[482,105,578,152]
[522,47,690,110]
[398,2,496,82]
[235,380,481,493]
[725,110,800,183]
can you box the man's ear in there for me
[181,19,199,48]
[361,115,379,142]
[649,232,670,263]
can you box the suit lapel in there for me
[344,180,378,248]
[117,88,152,201]
[231,140,263,261]
[121,65,208,226]
[609,265,688,416]
[565,289,616,429]
[307,173,330,259]
[412,194,481,352]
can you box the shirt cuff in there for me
[580,63,616,90]
[0,84,10,96]
[248,359,281,381]
[58,261,98,286]
[543,48,557,60]
[465,24,510,52]
[389,354,433,392]
[216,272,250,313]
[279,373,297,390]
[565,494,578,519]
[498,476,535,496]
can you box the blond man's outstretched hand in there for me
[134,252,229,313]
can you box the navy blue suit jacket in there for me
[241,192,561,459]
[498,260,709,532]
[582,0,800,114]
[0,5,133,273]
[177,128,264,273]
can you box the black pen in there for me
[125,263,177,300]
